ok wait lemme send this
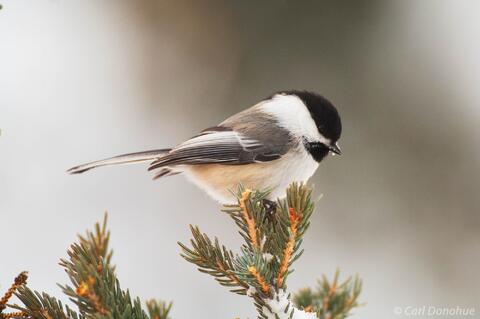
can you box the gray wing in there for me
[148,111,292,170]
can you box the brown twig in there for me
[276,208,301,288]
[0,311,29,319]
[304,305,314,313]
[0,272,28,311]
[76,276,108,315]
[240,190,259,249]
[0,272,29,319]
[216,262,249,289]
[248,266,270,295]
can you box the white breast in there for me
[184,147,318,203]
[262,147,319,199]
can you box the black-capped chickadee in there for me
[68,90,342,203]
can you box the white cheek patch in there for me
[316,134,331,146]
[260,94,327,143]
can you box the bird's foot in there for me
[262,199,278,225]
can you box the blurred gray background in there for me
[1,1,479,318]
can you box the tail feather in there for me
[67,149,171,174]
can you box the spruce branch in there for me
[239,190,259,249]
[4,214,172,319]
[178,226,249,295]
[247,267,270,295]
[223,187,271,252]
[3,183,363,319]
[12,287,81,319]
[0,272,28,309]
[179,183,362,318]
[0,272,29,319]
[145,300,172,319]
[293,270,363,319]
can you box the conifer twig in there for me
[180,183,363,318]
[7,214,172,319]
[293,269,363,319]
[0,311,29,319]
[178,226,249,295]
[276,208,301,288]
[0,272,29,319]
[240,189,259,249]
[248,266,270,295]
[75,276,108,315]
[146,300,172,319]
[0,272,28,309]
[2,183,362,319]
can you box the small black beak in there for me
[329,143,341,155]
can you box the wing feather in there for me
[148,129,283,171]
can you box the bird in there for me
[67,90,342,204]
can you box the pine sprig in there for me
[234,248,274,298]
[145,300,172,319]
[293,270,363,319]
[178,226,249,295]
[223,186,271,252]
[3,183,363,319]
[179,183,361,318]
[0,272,29,319]
[5,214,172,319]
[12,287,82,319]
[57,214,112,317]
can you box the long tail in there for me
[67,149,171,174]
